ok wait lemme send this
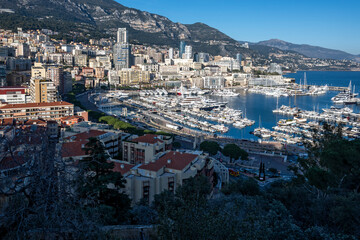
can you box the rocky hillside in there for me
[0,0,252,57]
[258,39,360,62]
[0,0,358,70]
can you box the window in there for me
[168,177,175,192]
[143,181,150,203]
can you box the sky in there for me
[116,0,360,55]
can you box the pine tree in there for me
[79,137,131,224]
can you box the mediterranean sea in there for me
[210,71,360,140]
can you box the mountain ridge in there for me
[257,39,360,62]
[0,0,358,70]
[0,0,254,57]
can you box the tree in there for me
[0,131,104,239]
[222,177,261,196]
[222,144,248,162]
[199,141,221,155]
[79,137,131,225]
[298,123,360,192]
[154,176,212,240]
[269,167,279,176]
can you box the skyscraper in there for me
[114,28,131,70]
[169,48,174,59]
[236,53,242,64]
[179,41,186,59]
[117,28,128,44]
[184,45,193,60]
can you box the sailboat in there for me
[272,96,281,113]
[252,116,271,138]
[331,81,357,104]
[344,83,359,105]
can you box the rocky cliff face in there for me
[0,0,252,57]
[0,0,191,39]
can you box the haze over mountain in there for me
[257,39,360,63]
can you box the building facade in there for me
[0,101,74,120]
[30,77,57,103]
[121,151,214,204]
[0,87,29,104]
[122,134,173,164]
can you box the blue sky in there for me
[116,0,360,55]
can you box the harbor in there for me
[89,71,360,152]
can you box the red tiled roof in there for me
[0,87,26,95]
[0,86,27,89]
[65,129,106,142]
[61,115,83,121]
[0,118,16,126]
[24,119,47,125]
[112,161,134,175]
[61,141,88,158]
[138,151,198,172]
[131,134,163,144]
[0,101,73,110]
[0,153,28,171]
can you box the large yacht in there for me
[211,89,239,97]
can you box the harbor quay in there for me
[89,91,306,158]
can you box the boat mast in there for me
[348,81,352,92]
[259,115,261,128]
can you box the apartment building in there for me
[119,150,214,204]
[118,68,150,85]
[122,134,173,164]
[30,77,57,103]
[0,101,74,120]
[203,76,225,89]
[0,86,30,104]
[62,129,125,160]
[31,63,47,78]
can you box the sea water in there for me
[210,71,360,140]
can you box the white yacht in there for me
[212,89,239,97]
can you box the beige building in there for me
[118,68,150,85]
[30,77,57,103]
[31,63,47,78]
[122,134,173,164]
[117,150,214,204]
[0,101,74,120]
[75,54,88,67]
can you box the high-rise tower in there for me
[114,28,131,70]
[117,28,128,44]
[184,45,193,60]
[179,41,186,59]
[169,48,174,59]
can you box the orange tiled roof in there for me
[61,141,88,158]
[0,101,73,110]
[138,151,198,172]
[61,115,83,121]
[65,129,106,142]
[0,153,28,171]
[0,118,16,126]
[24,119,47,125]
[131,134,164,144]
[112,162,134,175]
